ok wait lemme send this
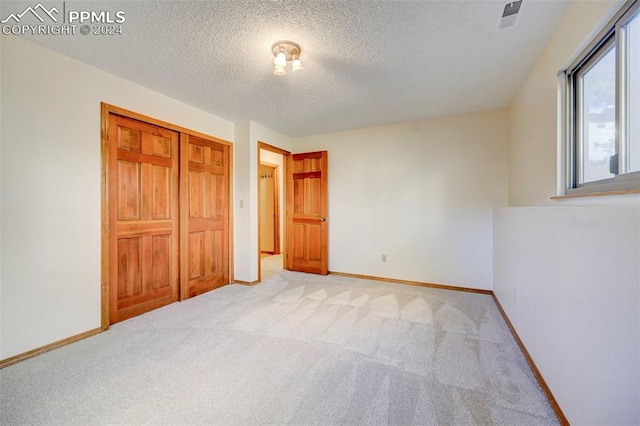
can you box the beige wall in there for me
[233,121,292,283]
[508,0,622,206]
[497,0,640,423]
[294,109,509,290]
[0,37,234,359]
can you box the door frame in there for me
[257,141,290,282]
[100,103,234,330]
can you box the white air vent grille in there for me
[498,0,523,30]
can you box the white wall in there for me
[494,207,639,424]
[233,121,292,283]
[497,0,640,423]
[233,120,253,282]
[294,109,508,290]
[260,149,284,253]
[0,37,234,360]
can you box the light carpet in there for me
[0,266,558,425]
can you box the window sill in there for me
[551,188,640,200]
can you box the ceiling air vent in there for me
[497,0,523,30]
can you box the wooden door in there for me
[181,135,230,299]
[286,151,328,275]
[108,114,179,323]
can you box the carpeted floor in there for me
[0,266,558,425]
[261,253,284,281]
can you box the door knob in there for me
[321,217,327,222]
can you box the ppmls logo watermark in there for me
[1,2,126,36]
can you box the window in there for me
[560,0,640,195]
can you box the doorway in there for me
[258,142,288,281]
[259,162,282,280]
[259,162,279,256]
[257,142,329,282]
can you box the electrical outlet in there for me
[239,200,244,209]
[513,288,517,304]
[381,254,387,262]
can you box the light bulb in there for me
[274,51,287,68]
[292,58,303,72]
[273,64,286,76]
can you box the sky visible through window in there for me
[628,13,640,173]
[581,46,616,183]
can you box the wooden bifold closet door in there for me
[108,115,180,323]
[181,135,230,299]
[107,112,230,324]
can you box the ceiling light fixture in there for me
[271,41,303,76]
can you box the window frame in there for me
[560,0,640,196]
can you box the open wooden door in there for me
[286,151,328,275]
[108,114,180,323]
[181,134,230,299]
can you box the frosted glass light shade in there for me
[274,51,287,68]
[273,65,286,76]
[292,59,303,72]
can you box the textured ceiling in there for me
[8,0,572,136]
